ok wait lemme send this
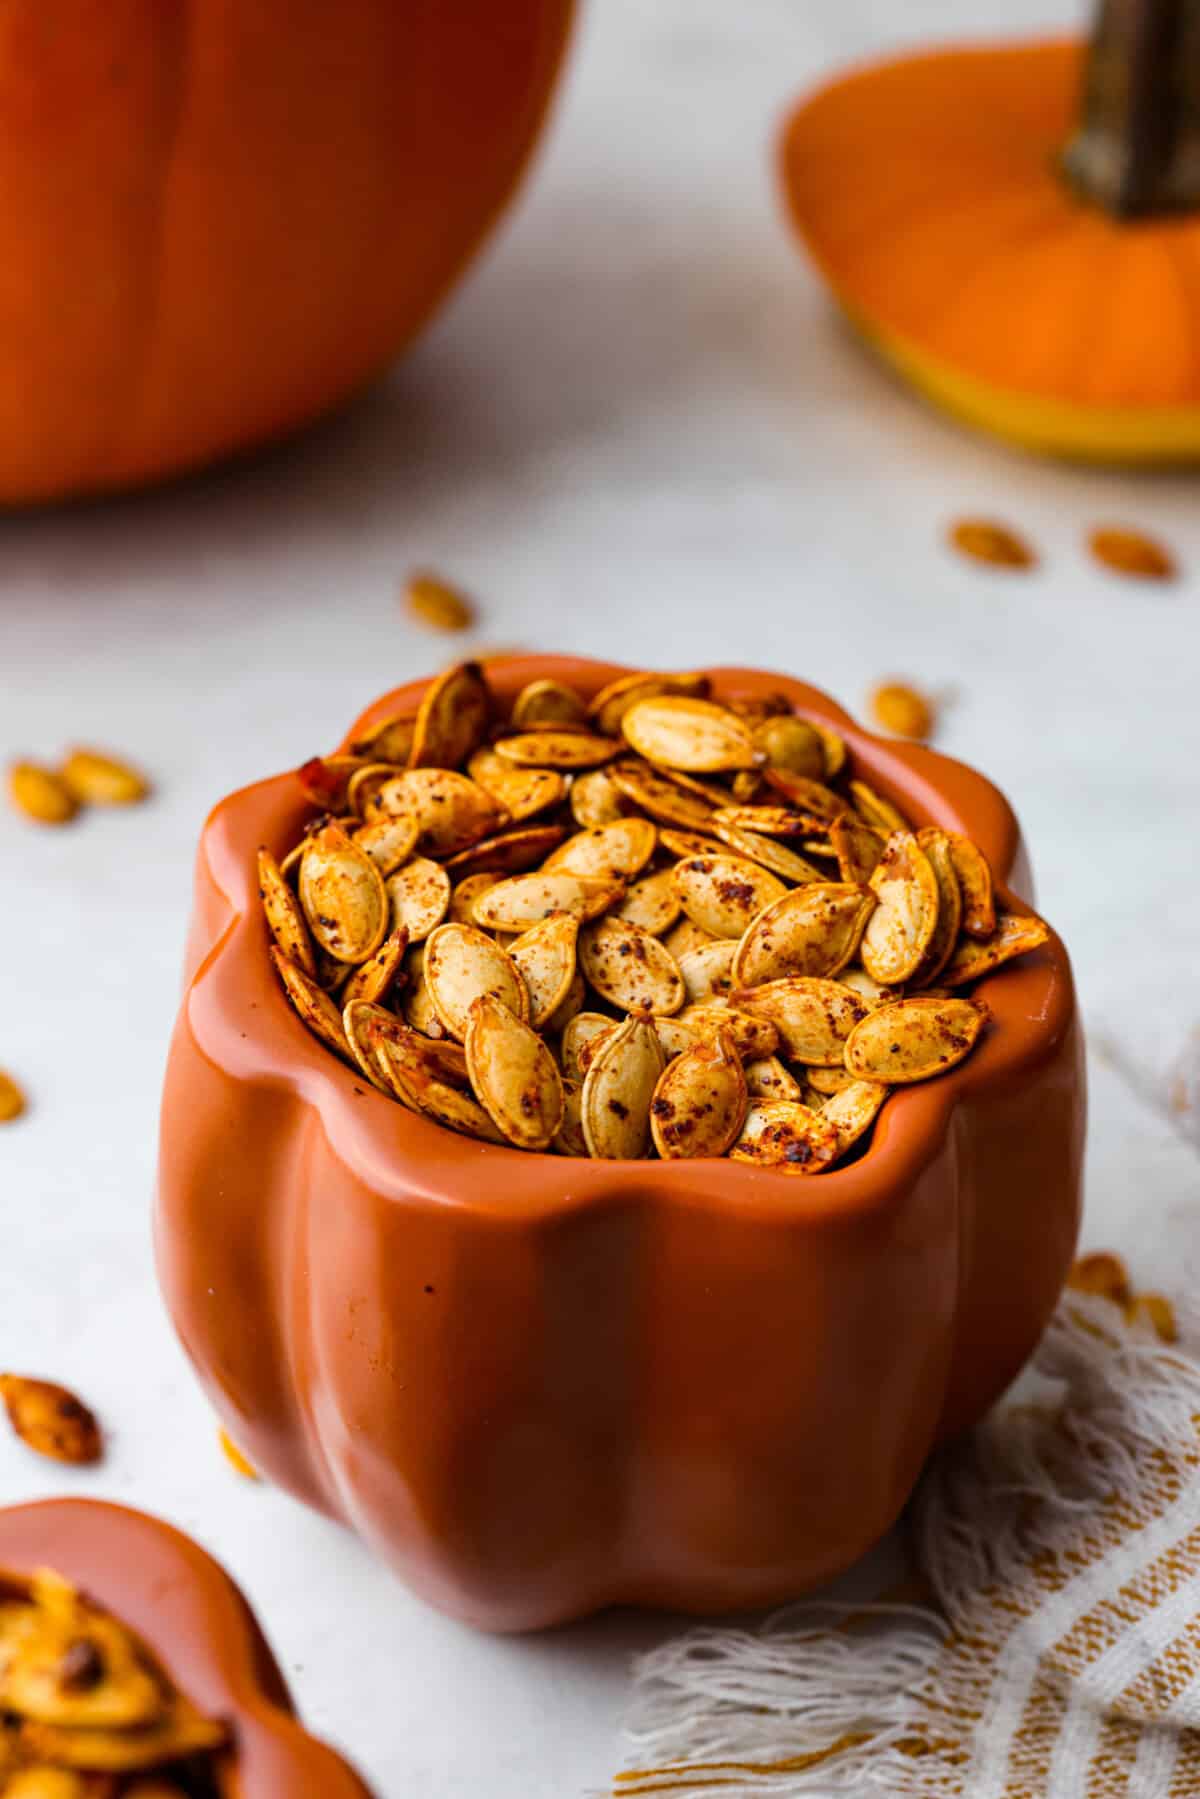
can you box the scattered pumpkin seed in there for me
[948,518,1036,570]
[59,748,149,807]
[218,1427,260,1480]
[869,682,935,741]
[0,1070,26,1123]
[0,1376,101,1465]
[844,996,985,1084]
[7,761,78,826]
[404,571,476,632]
[1087,525,1175,581]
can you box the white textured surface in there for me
[2,3,1199,1795]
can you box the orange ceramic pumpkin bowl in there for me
[155,655,1085,1632]
[0,1498,374,1797]
[0,1,573,504]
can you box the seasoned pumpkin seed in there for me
[508,912,579,1029]
[650,1029,747,1158]
[672,854,786,939]
[669,1003,780,1061]
[349,709,417,764]
[352,811,420,877]
[295,755,364,812]
[579,917,685,1015]
[544,967,587,1035]
[346,761,400,817]
[588,669,710,737]
[0,1070,26,1123]
[257,847,317,977]
[621,695,760,773]
[821,1080,889,1156]
[449,872,500,924]
[474,871,621,932]
[443,823,567,877]
[0,1376,101,1465]
[844,997,985,1084]
[712,804,826,839]
[744,1056,803,1102]
[552,1080,589,1156]
[614,867,682,935]
[752,713,826,777]
[425,924,529,1040]
[762,768,844,819]
[580,1015,664,1158]
[408,660,491,770]
[805,1062,857,1097]
[373,767,502,857]
[465,996,563,1150]
[271,949,353,1061]
[404,571,475,632]
[850,780,908,834]
[831,813,885,884]
[545,817,657,881]
[730,1101,840,1172]
[813,722,847,777]
[466,746,566,822]
[709,819,826,885]
[7,761,78,825]
[385,857,451,943]
[570,766,628,827]
[912,827,963,985]
[730,884,875,987]
[860,831,940,985]
[731,977,868,1065]
[341,925,409,1008]
[511,678,588,728]
[493,727,620,769]
[941,913,1051,985]
[60,747,149,806]
[608,761,717,831]
[562,1011,618,1082]
[946,833,997,939]
[676,937,737,1003]
[662,914,717,959]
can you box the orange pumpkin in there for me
[155,655,1084,1631]
[780,1,1200,461]
[0,0,573,503]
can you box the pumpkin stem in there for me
[1063,0,1200,216]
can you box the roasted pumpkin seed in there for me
[345,761,400,818]
[341,925,409,1008]
[650,1029,747,1159]
[349,709,417,763]
[731,883,874,987]
[257,847,317,977]
[465,996,563,1150]
[570,766,628,827]
[804,1062,857,1097]
[743,1056,803,1102]
[219,1427,260,1481]
[352,811,420,877]
[945,833,996,939]
[508,912,579,1029]
[474,871,621,932]
[730,1101,840,1172]
[587,669,710,737]
[671,853,786,940]
[385,857,451,943]
[7,761,78,826]
[712,804,825,839]
[493,727,621,769]
[0,1070,26,1123]
[580,1015,664,1158]
[404,571,475,632]
[579,917,685,1015]
[609,760,716,831]
[425,924,528,1040]
[670,1003,780,1061]
[552,1080,589,1157]
[298,821,388,964]
[941,912,1051,985]
[830,813,885,884]
[295,755,364,811]
[676,937,737,1003]
[911,827,962,985]
[511,678,588,728]
[0,1376,101,1465]
[545,817,657,882]
[449,872,500,924]
[408,660,491,769]
[844,997,985,1084]
[762,768,844,819]
[731,977,867,1065]
[869,682,935,741]
[860,831,939,985]
[614,867,682,935]
[752,713,826,777]
[544,967,587,1035]
[709,819,826,884]
[821,1080,889,1156]
[621,695,759,773]
[466,746,566,821]
[562,1012,618,1083]
[849,780,908,834]
[60,747,149,807]
[443,823,567,877]
[373,767,502,857]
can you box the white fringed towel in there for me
[614,1274,1200,1797]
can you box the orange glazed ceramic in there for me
[0,1,573,503]
[156,657,1085,1631]
[0,1498,373,1796]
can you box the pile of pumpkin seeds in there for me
[259,665,1050,1172]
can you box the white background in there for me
[3,2,1199,1794]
